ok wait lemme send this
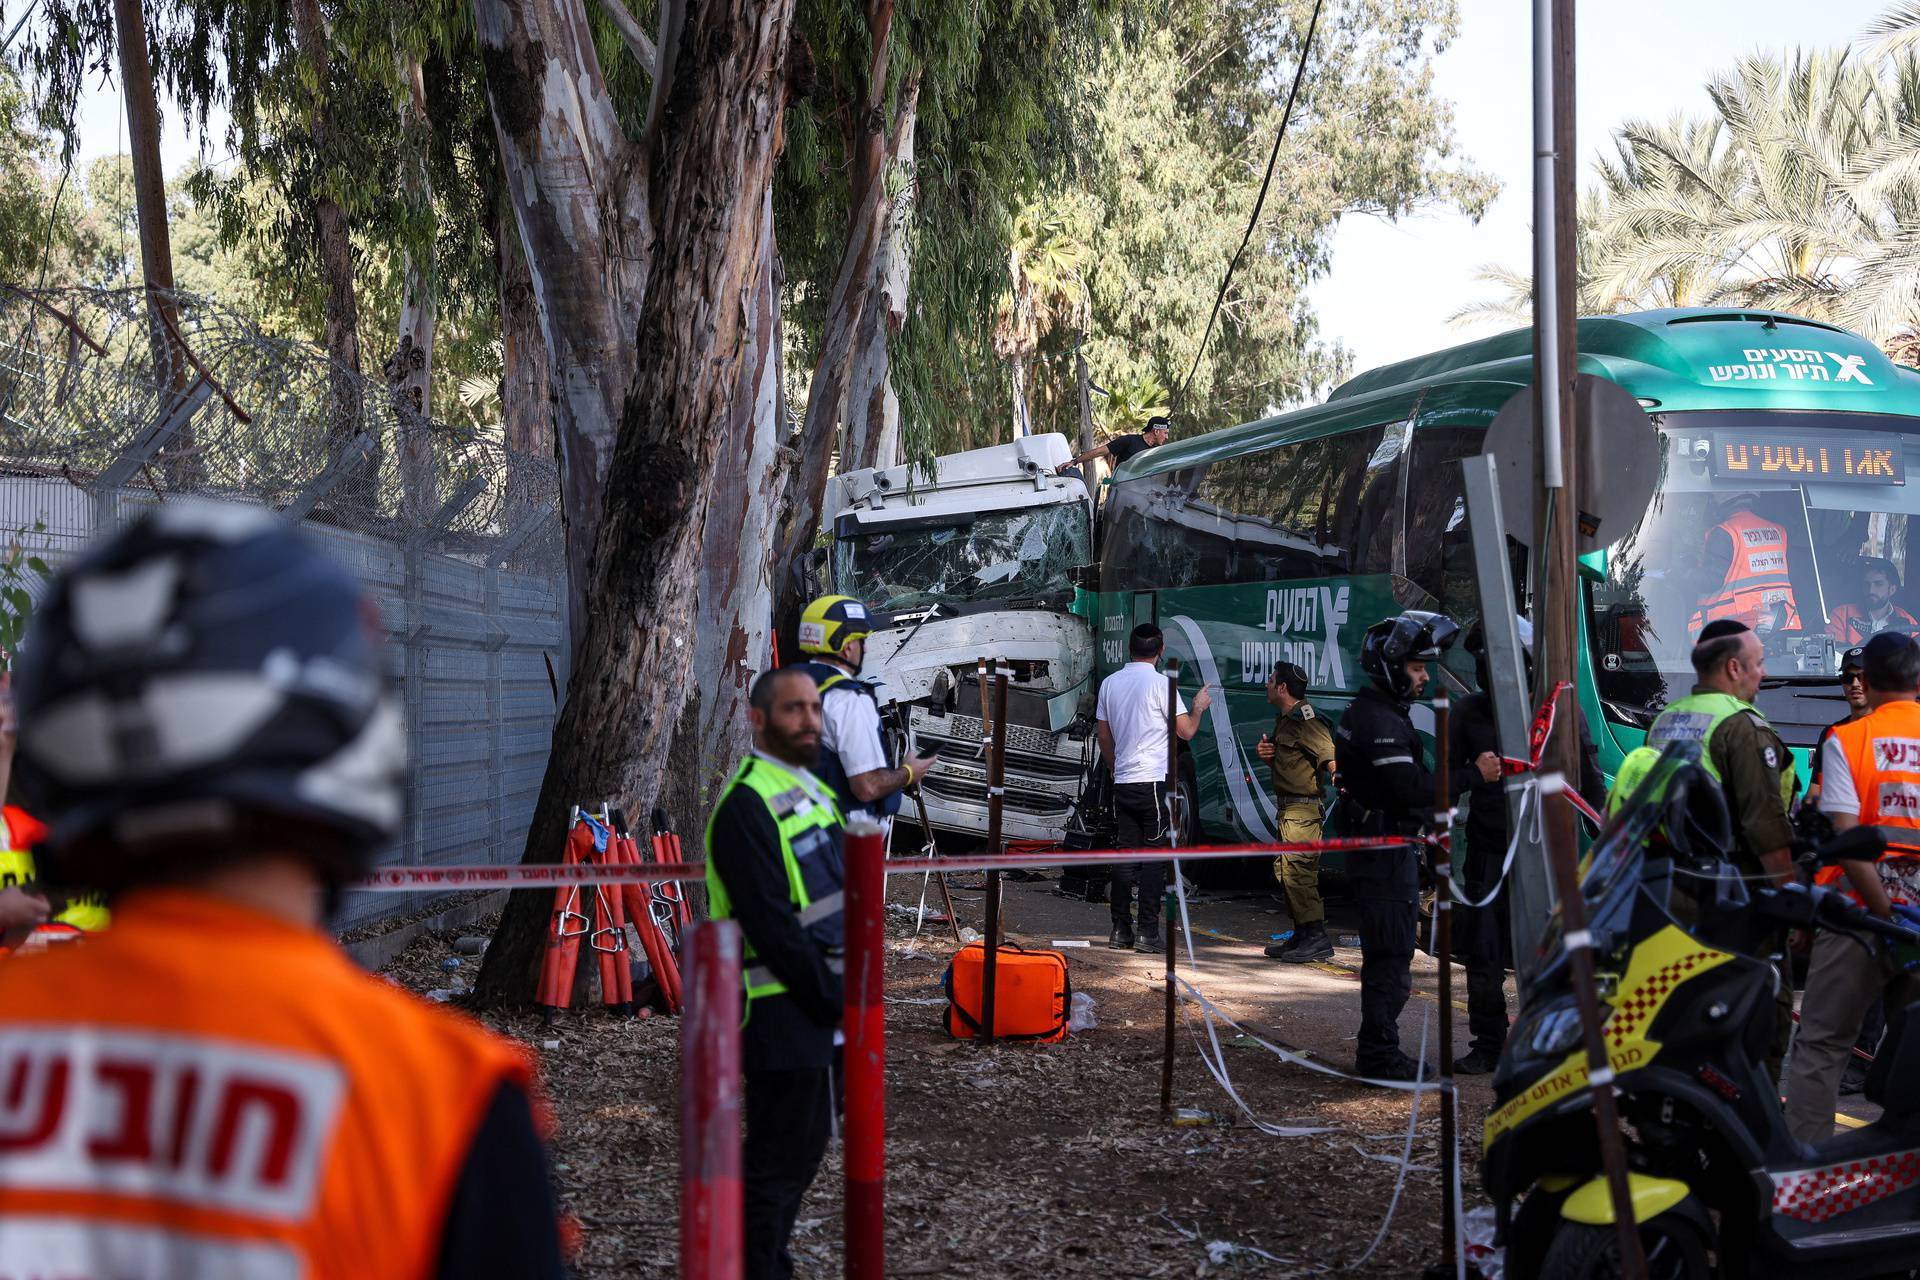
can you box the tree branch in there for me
[596,0,656,79]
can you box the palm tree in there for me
[1454,38,1920,355]
[993,210,1088,441]
[1097,371,1171,436]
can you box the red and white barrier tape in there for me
[346,837,1421,892]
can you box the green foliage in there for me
[1049,0,1495,441]
[1461,16,1920,352]
[1097,370,1170,434]
[0,526,48,665]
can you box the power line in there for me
[1175,0,1326,413]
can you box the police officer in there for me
[1805,645,1869,816]
[706,667,847,1280]
[796,595,936,826]
[1256,660,1336,963]
[0,504,564,1278]
[1337,611,1500,1081]
[1453,618,1605,1073]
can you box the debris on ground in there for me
[377,876,1484,1277]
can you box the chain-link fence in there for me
[0,285,568,932]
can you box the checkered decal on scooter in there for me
[1605,952,1715,1049]
[1772,1150,1920,1222]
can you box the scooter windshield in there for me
[1534,741,1707,977]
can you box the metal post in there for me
[1164,658,1183,924]
[680,920,742,1280]
[843,820,887,1280]
[980,661,1009,1043]
[1160,886,1176,1120]
[1432,688,1459,1276]
[1536,0,1646,1268]
[1459,456,1549,989]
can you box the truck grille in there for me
[922,772,1071,819]
[914,714,1086,781]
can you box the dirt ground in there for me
[380,871,1509,1278]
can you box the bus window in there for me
[1100,424,1403,593]
[1404,427,1485,689]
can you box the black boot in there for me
[1455,1046,1502,1075]
[1134,930,1164,954]
[1108,925,1135,950]
[1278,922,1334,964]
[1356,1051,1427,1084]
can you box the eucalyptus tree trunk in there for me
[472,0,797,1008]
[472,0,652,649]
[110,0,182,393]
[390,53,439,525]
[493,178,555,525]
[290,0,376,519]
[773,5,909,648]
[842,80,918,473]
[661,188,789,841]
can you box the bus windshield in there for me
[834,500,1091,613]
[1587,410,1920,745]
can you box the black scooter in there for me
[1483,742,1920,1278]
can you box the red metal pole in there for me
[680,920,743,1280]
[844,820,888,1280]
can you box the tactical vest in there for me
[803,660,902,820]
[1612,691,1795,816]
[705,755,846,1015]
[1691,511,1801,633]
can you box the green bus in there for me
[1094,308,1920,849]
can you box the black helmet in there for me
[13,502,405,894]
[1360,610,1460,700]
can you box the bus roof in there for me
[1116,308,1920,481]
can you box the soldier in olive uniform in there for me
[1634,618,1798,1079]
[1256,661,1337,963]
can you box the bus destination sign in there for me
[1709,432,1904,485]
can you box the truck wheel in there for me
[1538,1211,1713,1280]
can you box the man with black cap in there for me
[1336,611,1500,1082]
[1062,415,1171,474]
[1256,660,1335,962]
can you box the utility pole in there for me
[1534,0,1646,1273]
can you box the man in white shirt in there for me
[1096,623,1211,952]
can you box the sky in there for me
[1310,0,1897,380]
[60,0,1896,386]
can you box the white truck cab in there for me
[821,433,1095,844]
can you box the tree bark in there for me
[493,174,556,525]
[661,187,789,842]
[290,0,376,520]
[389,53,439,526]
[473,0,796,1007]
[771,9,904,650]
[841,77,917,473]
[473,0,650,652]
[110,0,183,396]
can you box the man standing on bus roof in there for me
[1826,556,1917,646]
[1335,611,1499,1082]
[1061,414,1171,475]
[795,595,937,829]
[1096,622,1211,952]
[1255,660,1336,963]
[1690,492,1801,635]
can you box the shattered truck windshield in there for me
[834,501,1092,613]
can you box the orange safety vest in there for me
[1692,510,1802,632]
[0,888,535,1279]
[1815,700,1920,900]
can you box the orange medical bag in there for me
[942,941,1071,1043]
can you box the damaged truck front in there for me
[822,434,1095,845]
